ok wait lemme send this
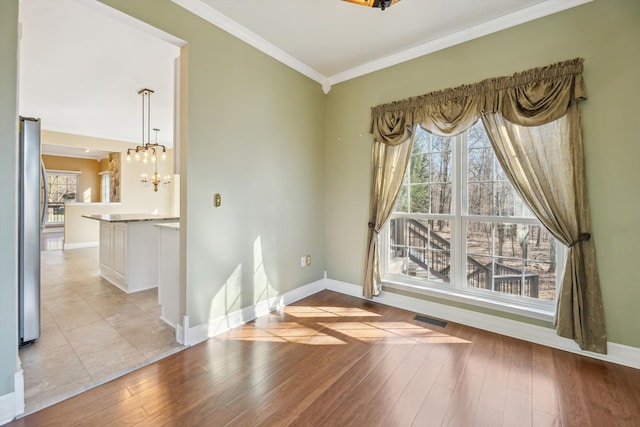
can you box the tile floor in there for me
[19,246,183,415]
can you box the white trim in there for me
[163,274,639,368]
[0,392,16,426]
[325,278,640,369]
[45,169,81,175]
[169,0,328,90]
[176,315,188,345]
[63,241,98,250]
[76,0,187,48]
[328,0,593,86]
[169,0,592,92]
[382,279,554,322]
[41,226,63,234]
[184,278,326,346]
[14,365,24,419]
[0,362,22,426]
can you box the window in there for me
[381,120,562,317]
[100,172,110,203]
[45,171,79,225]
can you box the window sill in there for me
[381,278,555,323]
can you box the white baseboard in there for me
[325,278,640,369]
[179,276,639,369]
[1,361,25,425]
[14,366,23,419]
[184,278,326,346]
[0,392,16,426]
[41,226,63,234]
[176,315,188,345]
[63,241,98,250]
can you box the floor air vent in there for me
[414,315,447,328]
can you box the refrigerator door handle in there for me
[41,159,48,228]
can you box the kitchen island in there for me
[82,213,178,293]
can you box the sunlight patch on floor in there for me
[220,305,470,346]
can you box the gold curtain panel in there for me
[370,58,586,144]
[365,58,607,353]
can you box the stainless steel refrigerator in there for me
[18,116,45,346]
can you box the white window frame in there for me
[380,124,566,322]
[100,171,110,203]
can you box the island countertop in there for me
[82,213,179,223]
[155,222,180,230]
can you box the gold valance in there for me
[370,58,587,144]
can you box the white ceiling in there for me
[175,0,591,91]
[18,0,590,150]
[18,0,181,147]
[42,143,111,161]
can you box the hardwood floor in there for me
[8,290,640,426]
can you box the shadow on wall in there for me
[206,235,281,335]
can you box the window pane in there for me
[432,134,451,152]
[394,185,408,213]
[409,184,429,213]
[412,129,430,154]
[524,225,557,301]
[466,221,556,300]
[467,182,493,216]
[410,154,429,184]
[466,221,492,257]
[388,217,451,283]
[467,147,493,182]
[494,259,525,297]
[467,122,491,149]
[47,173,77,203]
[430,183,451,214]
[430,151,452,184]
[386,121,558,310]
[467,255,493,291]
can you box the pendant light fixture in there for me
[126,89,170,192]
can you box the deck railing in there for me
[46,203,65,225]
[393,219,539,298]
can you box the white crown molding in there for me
[170,0,591,93]
[328,0,593,85]
[170,0,329,91]
[75,0,187,48]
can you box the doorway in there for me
[17,0,187,415]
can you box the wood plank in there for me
[411,383,453,427]
[532,345,560,417]
[7,290,640,427]
[380,356,443,426]
[552,350,592,427]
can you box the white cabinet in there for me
[97,218,174,293]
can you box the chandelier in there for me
[343,0,400,11]
[126,89,171,192]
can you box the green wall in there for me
[1,0,638,409]
[325,0,640,348]
[101,0,326,327]
[0,0,19,397]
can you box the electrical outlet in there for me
[305,255,311,266]
[300,256,306,267]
